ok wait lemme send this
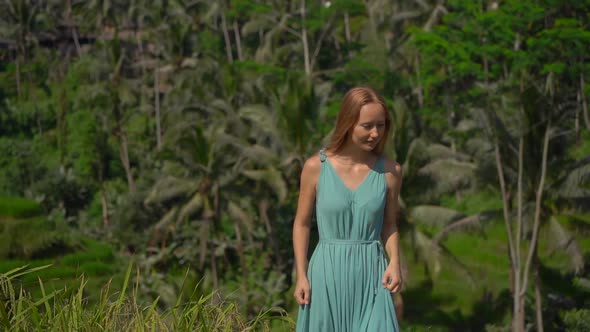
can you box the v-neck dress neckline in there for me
[323,156,378,193]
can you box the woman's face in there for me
[349,103,386,151]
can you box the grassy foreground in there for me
[0,264,294,331]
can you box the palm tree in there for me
[476,80,588,331]
[143,86,289,290]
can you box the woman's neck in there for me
[329,144,376,164]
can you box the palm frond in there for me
[551,156,590,199]
[242,168,288,202]
[153,206,179,231]
[227,201,255,238]
[241,17,273,35]
[418,159,476,194]
[573,278,590,292]
[464,137,494,158]
[432,213,486,244]
[144,176,198,206]
[408,205,465,227]
[402,138,428,175]
[177,193,204,223]
[239,144,279,165]
[413,229,442,276]
[411,229,474,284]
[545,217,584,273]
[209,99,234,116]
[425,144,471,162]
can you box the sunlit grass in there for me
[0,264,295,331]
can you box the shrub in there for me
[563,309,590,332]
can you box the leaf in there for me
[144,176,198,205]
[178,193,204,223]
[409,205,465,227]
[551,157,590,199]
[546,217,584,273]
[153,206,179,231]
[418,159,477,195]
[227,201,254,235]
[241,17,272,36]
[242,168,287,202]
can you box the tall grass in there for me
[0,264,294,331]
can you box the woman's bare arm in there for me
[292,155,321,300]
[381,159,403,291]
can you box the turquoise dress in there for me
[296,149,400,332]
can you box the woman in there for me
[292,86,403,331]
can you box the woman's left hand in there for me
[382,264,402,293]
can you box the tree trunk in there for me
[574,90,582,139]
[64,0,81,57]
[301,0,311,75]
[580,74,590,130]
[221,12,234,63]
[211,241,219,290]
[16,57,21,98]
[494,143,517,274]
[494,142,522,331]
[233,19,243,61]
[259,199,282,268]
[521,122,551,295]
[57,83,68,167]
[118,127,136,193]
[515,136,524,295]
[364,1,378,40]
[513,297,526,332]
[344,12,351,43]
[100,186,110,227]
[154,66,162,151]
[413,56,425,135]
[71,27,82,57]
[423,5,448,32]
[513,137,525,332]
[234,222,247,278]
[516,122,550,332]
[310,16,335,73]
[199,221,210,269]
[415,56,424,108]
[534,258,544,332]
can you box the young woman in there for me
[292,86,403,331]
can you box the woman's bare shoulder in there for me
[381,156,403,185]
[302,153,322,174]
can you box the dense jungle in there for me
[0,0,589,331]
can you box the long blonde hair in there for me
[325,86,391,155]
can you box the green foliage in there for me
[562,309,590,332]
[0,197,42,218]
[440,190,503,215]
[0,215,75,260]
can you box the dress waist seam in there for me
[319,239,381,245]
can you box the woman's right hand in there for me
[293,277,311,305]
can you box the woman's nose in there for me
[370,127,379,137]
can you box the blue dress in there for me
[296,149,400,331]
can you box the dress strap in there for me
[375,154,385,172]
[319,148,327,162]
